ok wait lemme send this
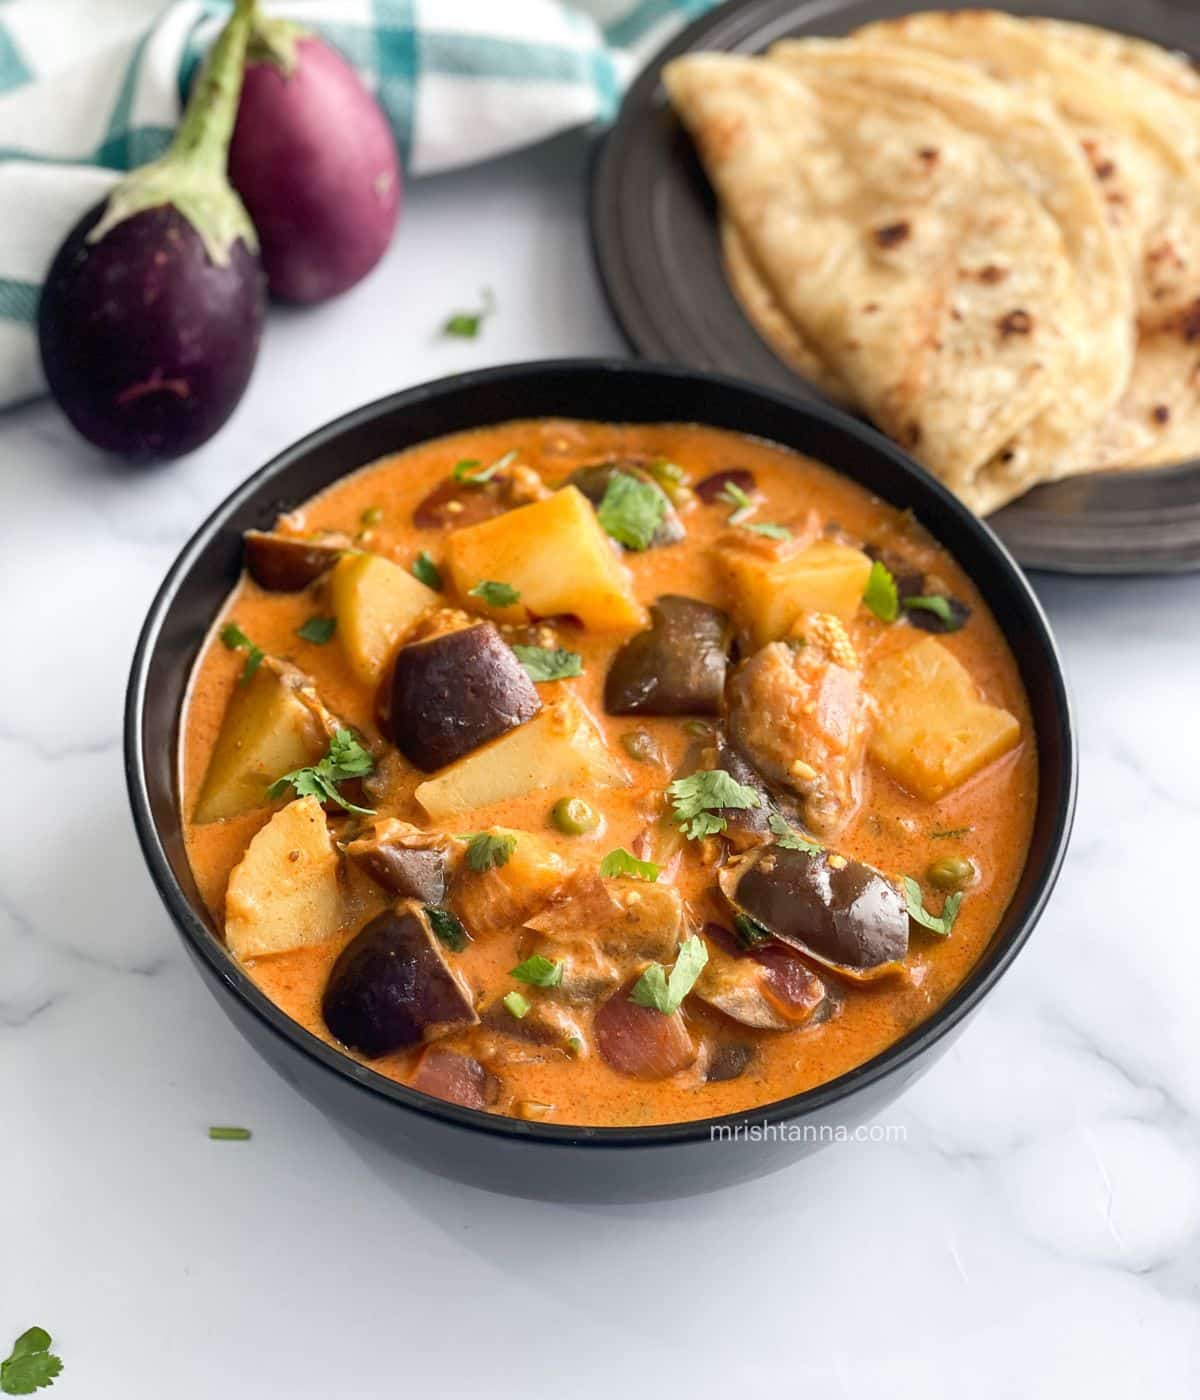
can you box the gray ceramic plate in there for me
[590,0,1200,573]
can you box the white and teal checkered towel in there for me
[0,0,712,409]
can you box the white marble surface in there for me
[3,130,1199,1398]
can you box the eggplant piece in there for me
[412,476,507,530]
[244,529,350,591]
[695,468,755,504]
[695,929,826,1029]
[322,902,478,1057]
[565,461,684,547]
[593,979,697,1080]
[712,739,775,848]
[388,622,541,771]
[721,846,908,979]
[411,1047,498,1109]
[706,1041,756,1083]
[604,595,730,716]
[344,819,452,904]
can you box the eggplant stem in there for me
[171,0,257,173]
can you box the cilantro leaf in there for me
[667,769,761,840]
[903,877,963,937]
[208,1126,251,1141]
[629,935,709,1014]
[426,906,468,952]
[411,551,442,590]
[743,521,790,540]
[442,288,494,338]
[503,991,530,1019]
[717,479,755,524]
[267,728,375,815]
[599,848,661,882]
[459,831,517,872]
[510,645,583,683]
[453,449,516,485]
[510,954,563,987]
[733,912,772,948]
[296,615,336,644]
[219,621,264,682]
[1,1328,62,1395]
[863,560,899,622]
[902,594,960,629]
[767,813,823,854]
[596,472,668,550]
[469,579,521,608]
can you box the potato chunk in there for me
[330,552,438,684]
[444,486,646,630]
[720,539,873,647]
[224,797,342,958]
[194,658,333,823]
[415,694,628,820]
[868,637,1021,801]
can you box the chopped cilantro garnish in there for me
[510,954,563,987]
[902,594,959,629]
[863,559,900,622]
[219,621,264,682]
[411,551,442,590]
[903,877,963,937]
[733,913,772,949]
[743,521,790,539]
[1,1327,62,1395]
[717,479,756,524]
[442,288,494,338]
[667,769,761,840]
[629,935,709,1014]
[469,579,521,609]
[426,906,469,952]
[596,472,668,550]
[453,449,516,485]
[459,831,517,872]
[503,991,531,1019]
[267,728,375,815]
[767,813,823,854]
[511,645,583,682]
[599,848,660,882]
[296,615,336,644]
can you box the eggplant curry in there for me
[181,420,1036,1126]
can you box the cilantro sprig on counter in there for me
[442,288,494,338]
[629,935,709,1014]
[667,769,761,840]
[1,1327,62,1395]
[267,729,375,815]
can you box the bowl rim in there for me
[125,356,1077,1150]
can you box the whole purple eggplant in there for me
[227,14,401,303]
[37,0,264,463]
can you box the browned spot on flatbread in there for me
[873,221,911,249]
[977,265,1009,285]
[998,310,1033,338]
[1152,404,1171,425]
[1179,299,1200,342]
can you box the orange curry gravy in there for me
[181,419,1036,1127]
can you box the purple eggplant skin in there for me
[721,845,909,978]
[37,205,264,467]
[228,26,401,303]
[322,902,478,1058]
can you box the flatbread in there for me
[720,215,854,405]
[769,39,1132,503]
[663,54,1086,511]
[851,11,1200,474]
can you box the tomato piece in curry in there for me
[180,420,1037,1127]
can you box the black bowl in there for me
[126,359,1076,1202]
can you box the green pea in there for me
[551,796,599,836]
[621,729,663,764]
[927,855,974,891]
